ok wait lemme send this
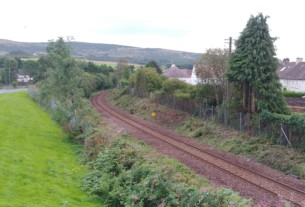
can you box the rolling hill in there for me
[0,39,202,67]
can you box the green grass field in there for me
[85,60,143,68]
[0,92,103,207]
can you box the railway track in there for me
[93,92,305,206]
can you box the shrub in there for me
[174,90,191,99]
[130,68,164,93]
[12,81,18,88]
[282,90,305,98]
[260,110,305,150]
[162,79,188,95]
[83,137,251,207]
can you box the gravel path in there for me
[93,92,305,207]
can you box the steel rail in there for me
[93,92,305,206]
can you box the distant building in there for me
[17,69,33,84]
[277,58,305,92]
[163,64,201,85]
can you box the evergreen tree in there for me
[145,60,162,74]
[227,13,289,114]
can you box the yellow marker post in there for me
[151,112,156,118]
[151,111,158,123]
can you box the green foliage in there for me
[111,90,305,179]
[78,72,113,98]
[162,78,189,95]
[130,68,164,92]
[190,84,218,106]
[0,68,4,84]
[174,90,191,99]
[118,78,129,88]
[34,37,99,137]
[260,110,305,128]
[15,57,23,68]
[260,110,305,150]
[282,90,305,98]
[145,60,162,74]
[196,48,227,105]
[98,73,115,89]
[115,59,130,79]
[80,61,113,75]
[46,37,72,61]
[80,72,99,97]
[83,137,250,207]
[12,80,17,88]
[227,13,289,114]
[0,57,4,68]
[36,56,53,82]
[3,57,18,84]
[23,59,40,81]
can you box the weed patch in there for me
[109,89,305,179]
[83,135,251,206]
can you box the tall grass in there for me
[0,92,102,207]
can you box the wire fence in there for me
[128,88,305,150]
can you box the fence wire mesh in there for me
[128,88,305,150]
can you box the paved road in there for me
[0,88,28,94]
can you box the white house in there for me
[277,58,305,92]
[163,64,201,85]
[17,69,33,84]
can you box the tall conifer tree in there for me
[227,13,289,114]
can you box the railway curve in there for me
[93,91,305,206]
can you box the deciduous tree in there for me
[195,48,228,105]
[3,57,18,85]
[129,68,163,93]
[39,37,96,134]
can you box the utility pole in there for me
[224,37,233,126]
[227,37,232,102]
[228,37,232,55]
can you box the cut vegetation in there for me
[0,92,102,207]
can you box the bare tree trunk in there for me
[243,81,249,112]
[243,81,251,129]
[251,87,256,113]
[248,84,252,113]
[215,86,220,106]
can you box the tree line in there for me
[4,13,301,138]
[27,38,117,138]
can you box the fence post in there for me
[224,108,227,125]
[258,119,261,136]
[211,106,214,120]
[240,112,242,131]
[281,124,291,147]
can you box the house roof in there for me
[18,69,27,76]
[277,62,305,80]
[163,64,192,78]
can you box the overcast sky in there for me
[1,0,304,60]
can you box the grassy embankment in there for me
[0,92,102,207]
[109,89,305,179]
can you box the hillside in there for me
[0,39,202,67]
